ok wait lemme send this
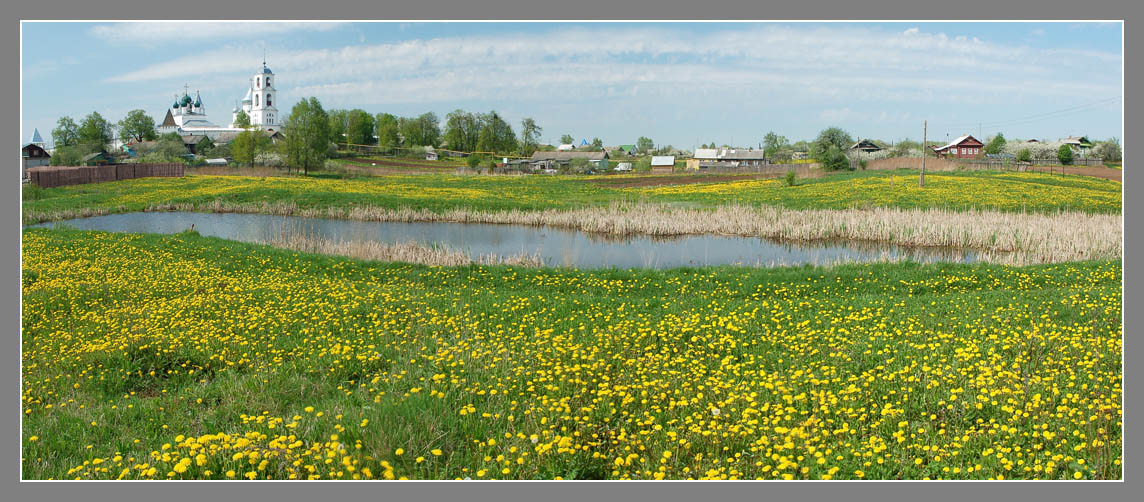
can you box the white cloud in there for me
[101,24,1122,110]
[89,22,344,44]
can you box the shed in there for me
[82,151,111,166]
[529,150,609,172]
[850,139,883,153]
[650,155,676,174]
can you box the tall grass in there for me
[263,230,544,267]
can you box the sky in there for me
[21,21,1122,150]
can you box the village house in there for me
[22,143,51,180]
[1061,136,1093,157]
[687,147,770,169]
[850,139,883,153]
[529,150,610,172]
[931,135,984,159]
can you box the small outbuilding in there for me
[850,139,883,153]
[650,155,675,174]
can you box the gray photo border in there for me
[4,1,1138,501]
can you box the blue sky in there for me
[21,21,1122,149]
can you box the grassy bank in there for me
[22,170,1122,225]
[22,229,1122,480]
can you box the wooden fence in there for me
[27,163,184,188]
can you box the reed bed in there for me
[26,199,1121,266]
[261,231,545,268]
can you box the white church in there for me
[156,61,281,140]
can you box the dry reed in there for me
[262,231,545,268]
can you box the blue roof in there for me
[30,128,43,143]
[263,67,273,74]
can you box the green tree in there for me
[49,145,83,166]
[1057,144,1074,165]
[346,109,376,146]
[375,113,400,151]
[520,117,542,156]
[475,111,517,154]
[233,110,251,129]
[417,112,441,147]
[231,129,271,167]
[327,109,349,145]
[590,137,603,151]
[117,109,157,143]
[51,116,80,148]
[1016,148,1033,163]
[77,111,113,151]
[819,145,850,171]
[560,134,574,145]
[810,127,853,160]
[444,110,481,153]
[281,97,330,175]
[636,136,654,154]
[983,133,1006,155]
[763,131,789,157]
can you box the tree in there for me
[810,127,853,161]
[443,110,481,153]
[138,132,190,163]
[117,109,157,143]
[417,112,441,147]
[560,134,575,145]
[1016,148,1033,163]
[327,109,349,145]
[282,97,330,175]
[763,131,789,157]
[49,145,83,166]
[1093,139,1121,162]
[51,116,80,148]
[475,111,517,154]
[590,137,603,151]
[636,136,654,154]
[520,117,542,156]
[346,109,376,146]
[375,113,400,151]
[819,146,850,171]
[233,110,251,129]
[77,111,113,151]
[983,133,1006,155]
[1057,144,1074,165]
[231,129,271,167]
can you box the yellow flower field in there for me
[21,229,1122,480]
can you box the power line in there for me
[935,96,1120,131]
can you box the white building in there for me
[155,62,281,140]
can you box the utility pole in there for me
[921,120,927,188]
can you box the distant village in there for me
[21,63,1121,180]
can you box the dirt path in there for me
[1053,166,1121,182]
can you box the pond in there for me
[30,212,985,269]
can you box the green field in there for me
[22,169,1122,224]
[21,229,1121,480]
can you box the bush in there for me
[633,158,652,173]
[466,155,483,169]
[820,146,849,171]
[1016,148,1033,163]
[568,157,592,174]
[784,170,798,187]
[1057,145,1074,165]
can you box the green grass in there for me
[22,169,1122,224]
[22,228,1122,479]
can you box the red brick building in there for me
[932,135,984,159]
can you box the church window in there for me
[255,94,259,106]
[256,78,261,89]
[266,94,271,106]
[266,77,271,87]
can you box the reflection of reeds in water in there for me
[28,199,1121,266]
[261,228,544,267]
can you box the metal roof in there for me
[934,135,983,151]
[651,155,675,166]
[530,151,609,161]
